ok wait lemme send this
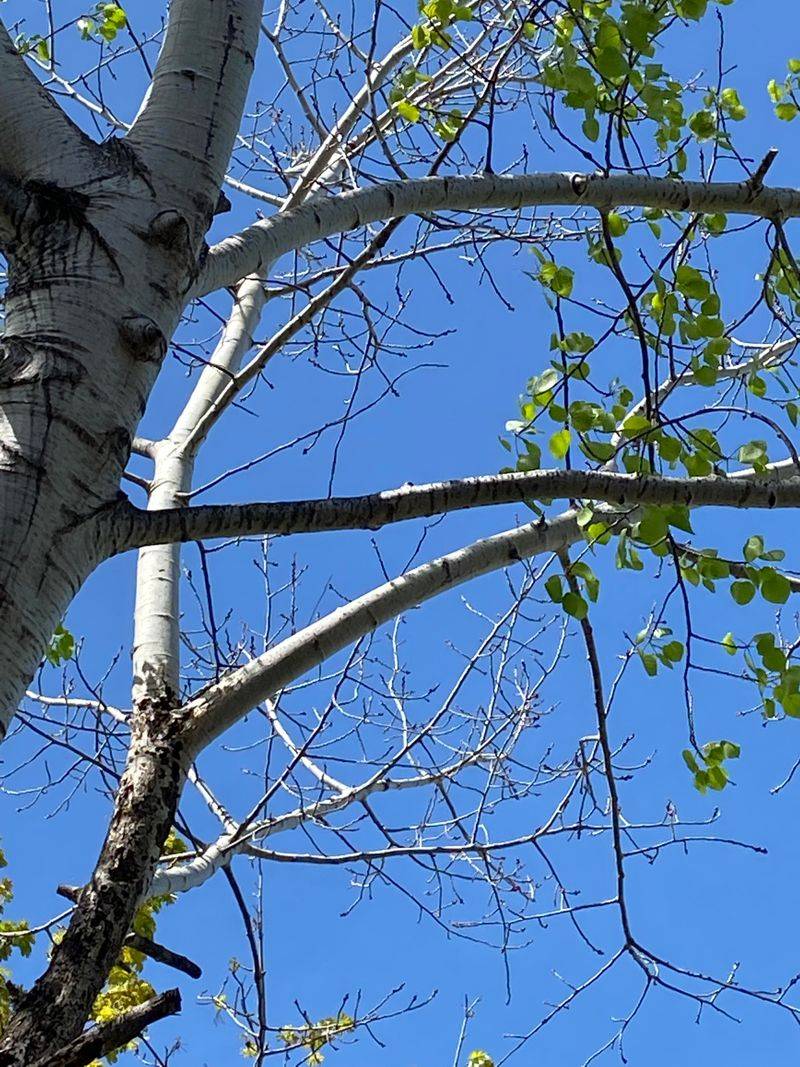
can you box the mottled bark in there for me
[38,989,181,1067]
[0,704,187,1063]
[198,172,800,296]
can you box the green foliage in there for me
[635,624,684,677]
[14,33,50,61]
[87,831,185,1062]
[678,549,730,591]
[537,260,575,299]
[279,1013,355,1064]
[45,624,75,667]
[768,58,800,121]
[546,560,600,623]
[77,3,127,43]
[682,740,740,793]
[0,845,34,1036]
[391,2,472,141]
[536,0,736,165]
[744,632,800,719]
[433,107,465,142]
[468,1053,495,1067]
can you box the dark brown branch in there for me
[124,933,202,980]
[33,988,180,1067]
[56,885,202,979]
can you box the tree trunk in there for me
[0,2,261,1055]
[0,702,187,1063]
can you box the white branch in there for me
[110,461,800,556]
[197,172,800,295]
[180,455,795,755]
[127,0,261,207]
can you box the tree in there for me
[1,0,800,1062]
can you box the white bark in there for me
[198,172,800,295]
[0,1,263,1059]
[131,280,268,706]
[108,461,800,554]
[181,456,792,756]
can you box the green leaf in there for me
[639,651,658,677]
[760,569,791,605]
[702,212,727,235]
[688,109,717,140]
[743,535,765,562]
[776,102,799,121]
[606,211,629,237]
[663,504,693,534]
[395,99,421,122]
[594,47,628,81]
[738,440,768,469]
[721,632,737,656]
[468,1053,495,1067]
[730,580,756,605]
[545,575,564,603]
[562,591,588,620]
[582,115,600,141]
[621,413,652,438]
[675,264,710,300]
[538,261,575,298]
[46,624,75,667]
[549,427,571,459]
[706,764,728,790]
[637,507,668,546]
[662,640,685,663]
[720,86,747,121]
[682,748,700,774]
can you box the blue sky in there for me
[4,1,800,1064]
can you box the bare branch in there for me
[198,172,800,295]
[183,508,583,754]
[33,988,180,1067]
[109,460,800,555]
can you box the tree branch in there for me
[33,988,180,1067]
[197,172,800,295]
[0,20,96,186]
[127,0,261,207]
[182,508,584,754]
[54,885,202,979]
[180,455,794,754]
[108,461,800,556]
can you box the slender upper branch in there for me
[107,461,800,556]
[197,172,800,295]
[182,508,585,754]
[179,454,794,755]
